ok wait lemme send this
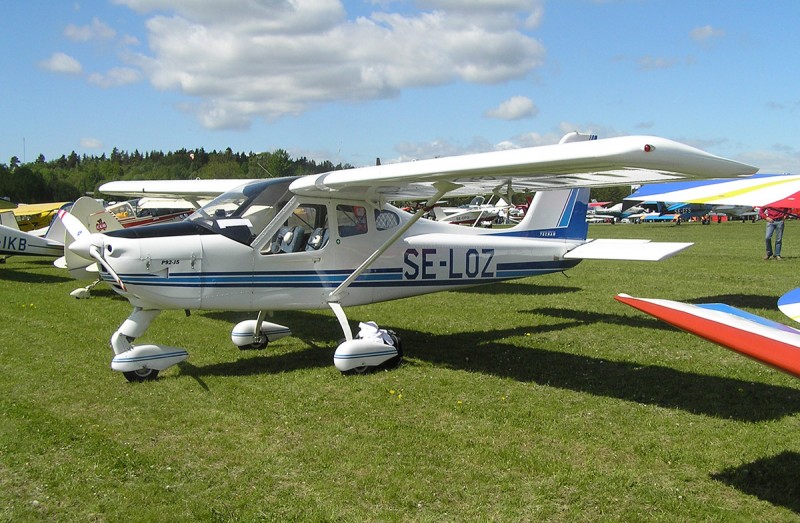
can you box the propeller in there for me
[57,209,127,291]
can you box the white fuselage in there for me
[97,195,582,312]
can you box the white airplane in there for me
[0,211,64,260]
[56,134,755,382]
[429,195,511,226]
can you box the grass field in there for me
[2,221,800,521]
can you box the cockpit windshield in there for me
[187,177,298,244]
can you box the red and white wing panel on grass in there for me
[616,294,800,379]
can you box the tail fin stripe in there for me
[557,189,579,228]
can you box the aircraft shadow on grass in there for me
[687,293,785,311]
[454,282,583,297]
[0,265,72,285]
[712,451,800,513]
[527,306,678,332]
[180,308,800,423]
[177,310,335,384]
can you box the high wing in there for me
[626,173,800,208]
[99,135,757,203]
[99,179,254,201]
[12,201,71,231]
[289,136,756,201]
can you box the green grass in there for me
[2,221,800,521]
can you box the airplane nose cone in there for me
[68,233,102,260]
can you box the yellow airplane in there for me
[12,202,71,232]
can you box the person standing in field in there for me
[759,206,790,260]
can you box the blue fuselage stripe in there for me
[103,260,578,289]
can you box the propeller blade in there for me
[89,244,127,291]
[57,208,90,240]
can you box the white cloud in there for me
[65,17,117,42]
[485,96,538,120]
[738,147,800,175]
[40,52,83,74]
[690,25,725,42]
[80,137,104,149]
[637,55,677,71]
[88,67,142,88]
[114,0,546,129]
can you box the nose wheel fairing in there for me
[109,308,188,382]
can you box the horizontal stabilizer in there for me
[615,293,800,379]
[565,239,692,261]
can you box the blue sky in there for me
[2,0,798,173]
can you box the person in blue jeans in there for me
[758,206,790,260]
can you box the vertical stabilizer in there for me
[510,188,590,240]
[0,211,20,230]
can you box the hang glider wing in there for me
[616,293,800,379]
[289,136,757,201]
[626,173,800,208]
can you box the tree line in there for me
[0,148,628,206]
[0,148,352,204]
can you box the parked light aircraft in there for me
[11,201,71,232]
[106,198,197,228]
[0,212,64,260]
[429,195,510,226]
[57,134,755,382]
[616,172,800,378]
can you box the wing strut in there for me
[327,181,458,305]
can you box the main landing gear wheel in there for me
[123,368,160,383]
[240,339,268,351]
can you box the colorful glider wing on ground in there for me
[616,294,800,378]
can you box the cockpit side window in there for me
[264,204,328,254]
[375,209,400,231]
[337,205,368,237]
